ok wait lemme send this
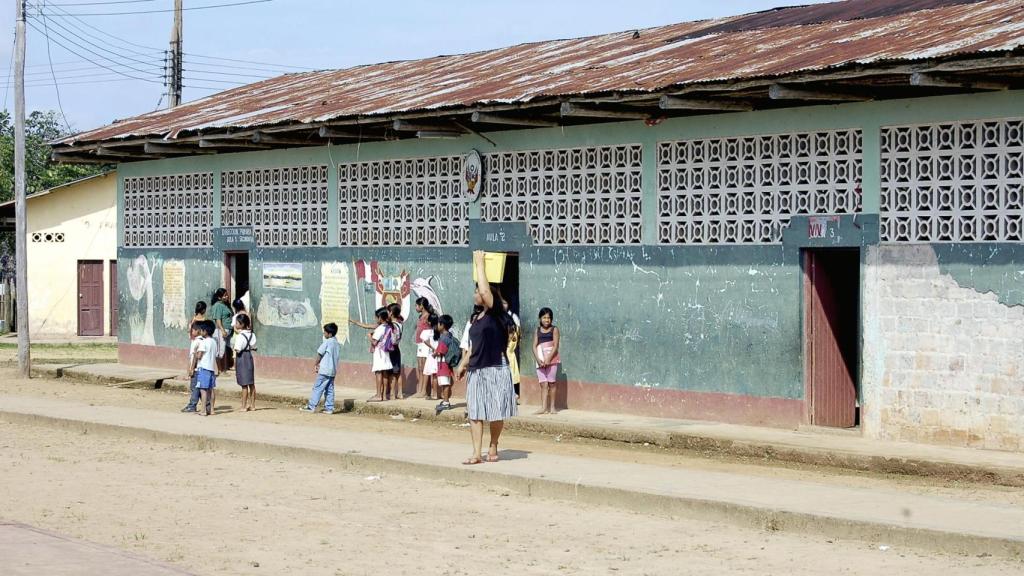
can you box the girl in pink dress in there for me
[532,307,561,415]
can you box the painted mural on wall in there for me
[257,295,318,329]
[161,259,187,329]
[411,276,443,315]
[353,260,412,321]
[262,262,303,291]
[320,262,350,344]
[126,254,156,345]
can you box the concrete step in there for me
[31,362,1024,488]
[1,394,1023,559]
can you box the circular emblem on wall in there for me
[461,149,483,201]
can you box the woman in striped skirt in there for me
[456,250,517,465]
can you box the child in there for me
[232,313,257,412]
[433,314,460,412]
[302,323,340,414]
[387,303,405,400]
[532,307,561,415]
[414,297,436,398]
[181,320,209,413]
[368,308,394,402]
[420,313,440,400]
[190,320,219,416]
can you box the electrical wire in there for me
[35,0,273,17]
[29,11,166,70]
[2,28,14,111]
[45,1,157,5]
[25,19,163,83]
[39,2,74,131]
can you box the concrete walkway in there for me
[30,362,1024,486]
[0,522,193,575]
[2,393,1023,559]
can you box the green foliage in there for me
[0,110,109,203]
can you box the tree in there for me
[0,110,108,203]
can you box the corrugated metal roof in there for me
[59,0,1024,146]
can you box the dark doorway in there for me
[498,252,520,317]
[224,252,250,302]
[109,260,118,337]
[804,249,860,428]
[77,260,104,336]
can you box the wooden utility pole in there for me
[14,0,30,376]
[167,0,183,107]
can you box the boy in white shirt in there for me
[182,321,210,413]
[190,321,219,416]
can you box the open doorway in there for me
[224,252,250,304]
[803,249,860,428]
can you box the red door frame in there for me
[109,260,118,337]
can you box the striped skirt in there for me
[466,364,517,422]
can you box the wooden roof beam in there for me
[95,145,160,159]
[393,119,465,132]
[910,72,1009,91]
[659,95,753,111]
[251,132,323,145]
[143,142,215,155]
[560,102,650,120]
[318,126,393,140]
[198,139,271,149]
[51,151,111,164]
[471,111,558,127]
[768,83,873,102]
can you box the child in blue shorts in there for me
[190,320,219,416]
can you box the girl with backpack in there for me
[432,314,460,411]
[232,313,257,411]
[368,307,394,402]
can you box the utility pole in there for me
[167,0,182,107]
[14,0,31,377]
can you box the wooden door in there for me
[77,260,104,336]
[109,260,118,337]
[804,251,858,428]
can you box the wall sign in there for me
[461,149,483,201]
[214,226,256,250]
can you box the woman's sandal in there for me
[462,457,484,465]
[485,454,500,463]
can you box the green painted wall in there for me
[115,90,1024,401]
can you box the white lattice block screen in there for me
[338,156,467,246]
[123,172,213,247]
[657,130,863,244]
[881,119,1024,243]
[481,144,643,245]
[221,166,329,247]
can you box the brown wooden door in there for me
[109,260,118,337]
[804,250,858,428]
[77,260,104,336]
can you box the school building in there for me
[51,0,1024,451]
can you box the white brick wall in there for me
[862,245,1024,451]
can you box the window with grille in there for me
[221,165,329,247]
[123,172,213,247]
[881,119,1024,243]
[338,156,468,246]
[657,130,863,244]
[31,232,64,243]
[481,144,643,245]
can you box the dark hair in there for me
[212,288,227,304]
[374,308,390,323]
[323,322,338,337]
[415,297,434,316]
[190,320,203,332]
[235,313,252,330]
[484,284,507,321]
[538,307,554,321]
[232,298,245,313]
[438,314,454,331]
[202,320,216,336]
[387,302,403,322]
[469,304,484,323]
[194,301,207,316]
[428,313,440,339]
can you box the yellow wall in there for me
[26,172,117,337]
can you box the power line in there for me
[182,52,310,71]
[28,10,167,70]
[35,0,273,17]
[45,1,157,5]
[2,28,14,111]
[39,3,73,131]
[25,19,163,83]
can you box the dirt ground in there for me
[1,368,1023,507]
[0,344,118,365]
[2,417,1021,576]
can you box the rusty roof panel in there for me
[60,0,1024,146]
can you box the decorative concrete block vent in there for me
[864,245,1024,451]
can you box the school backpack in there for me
[381,326,395,353]
[441,332,461,368]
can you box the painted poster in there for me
[161,260,187,329]
[126,254,156,345]
[320,262,350,344]
[257,295,318,329]
[353,260,412,321]
[262,262,303,291]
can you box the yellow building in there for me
[0,172,117,337]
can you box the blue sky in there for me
[0,0,831,132]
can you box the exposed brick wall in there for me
[862,245,1024,452]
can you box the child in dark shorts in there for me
[387,303,404,399]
